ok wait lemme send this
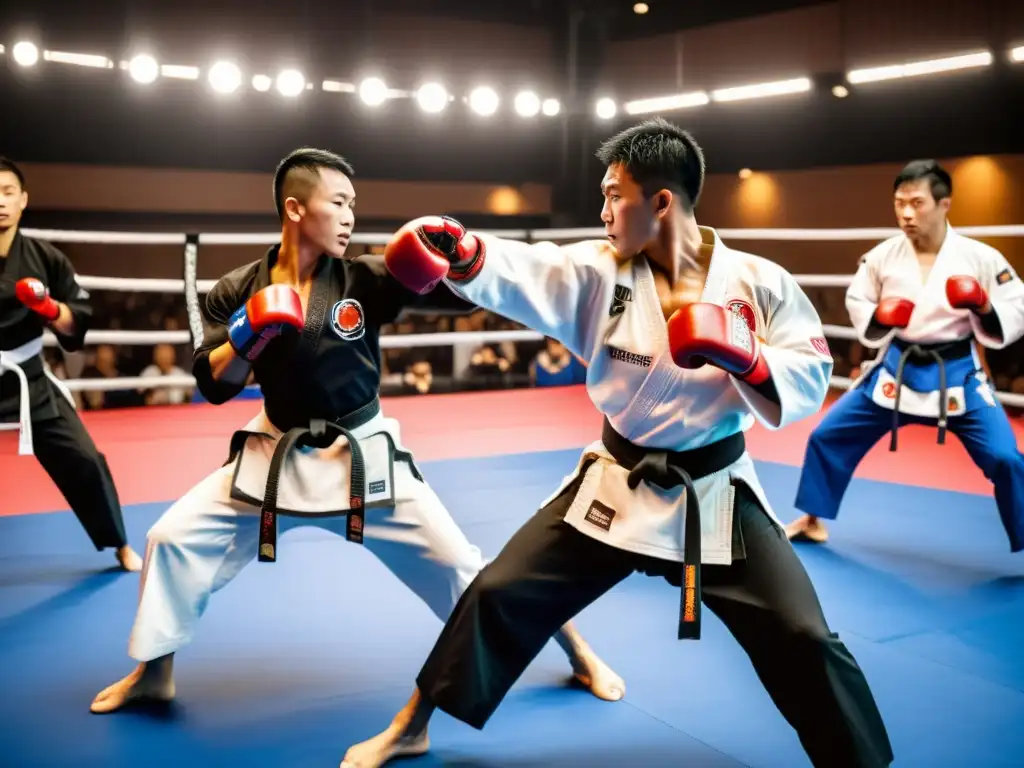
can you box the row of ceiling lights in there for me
[5,40,1023,120]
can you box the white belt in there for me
[0,337,40,456]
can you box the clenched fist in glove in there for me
[668,303,770,386]
[873,297,915,329]
[228,284,304,362]
[15,277,60,321]
[946,275,990,314]
[384,215,485,295]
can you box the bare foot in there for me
[571,645,625,702]
[116,545,143,572]
[785,515,829,544]
[90,661,175,713]
[340,724,430,768]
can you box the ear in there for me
[19,191,28,211]
[653,189,673,218]
[283,196,304,223]
[938,197,951,214]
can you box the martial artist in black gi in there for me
[90,148,623,714]
[0,157,141,571]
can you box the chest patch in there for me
[330,298,366,341]
[610,285,632,316]
[726,299,756,334]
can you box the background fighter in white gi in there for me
[788,160,1024,549]
[89,149,623,715]
[0,158,142,572]
[342,119,893,768]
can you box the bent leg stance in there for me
[129,457,488,662]
[31,393,128,550]
[705,484,893,767]
[129,463,261,661]
[416,475,635,729]
[360,459,486,622]
[948,404,1024,552]
[794,387,900,520]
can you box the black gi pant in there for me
[30,387,127,550]
[417,476,894,768]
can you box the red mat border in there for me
[2,385,1020,516]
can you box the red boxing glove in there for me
[227,285,304,362]
[384,215,484,295]
[945,275,988,313]
[15,277,60,321]
[874,297,915,329]
[668,303,769,386]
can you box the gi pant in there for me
[30,384,128,550]
[127,449,486,662]
[794,385,1024,552]
[417,477,894,768]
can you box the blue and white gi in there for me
[794,226,1024,550]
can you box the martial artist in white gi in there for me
[90,148,623,714]
[341,119,894,768]
[788,160,1024,549]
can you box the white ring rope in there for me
[15,225,1024,409]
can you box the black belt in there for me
[600,419,746,640]
[225,396,381,563]
[888,337,973,451]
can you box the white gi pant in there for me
[128,408,485,662]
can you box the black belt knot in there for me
[888,338,972,452]
[226,396,382,563]
[601,419,745,641]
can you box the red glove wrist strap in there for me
[739,338,770,386]
[447,237,486,283]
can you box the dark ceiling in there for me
[6,0,834,43]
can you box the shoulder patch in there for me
[996,268,1016,285]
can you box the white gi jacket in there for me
[448,226,833,564]
[846,226,1024,417]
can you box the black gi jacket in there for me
[193,245,473,431]
[0,232,91,422]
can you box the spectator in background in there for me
[138,343,192,406]
[81,344,142,410]
[530,338,584,387]
[403,360,434,395]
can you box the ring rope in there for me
[16,225,1024,409]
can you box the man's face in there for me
[894,179,949,238]
[599,163,661,259]
[154,344,175,371]
[294,167,356,259]
[0,171,27,232]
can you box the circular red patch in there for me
[330,298,366,341]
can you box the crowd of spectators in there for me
[43,287,1024,417]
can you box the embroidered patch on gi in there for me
[728,310,753,353]
[996,268,1015,285]
[882,381,896,399]
[726,299,756,333]
[810,337,831,357]
[610,285,632,316]
[368,480,386,494]
[330,298,366,341]
[608,346,652,368]
[584,500,616,532]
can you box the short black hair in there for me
[894,159,951,201]
[273,147,355,219]
[595,117,705,211]
[0,157,26,191]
